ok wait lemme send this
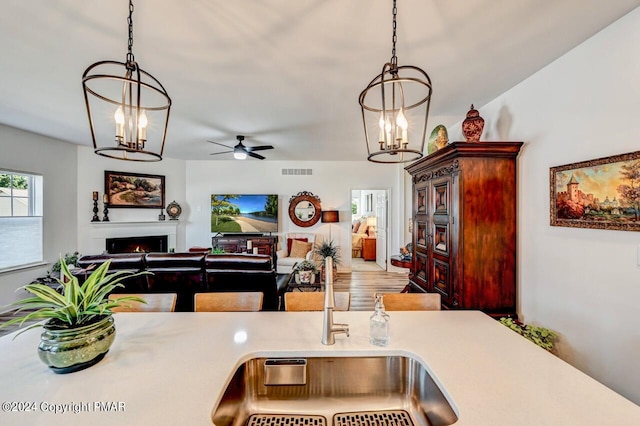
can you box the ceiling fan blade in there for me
[209,150,233,156]
[245,145,274,152]
[207,140,234,149]
[248,151,266,160]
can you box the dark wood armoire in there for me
[405,141,523,318]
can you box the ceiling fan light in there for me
[234,151,247,160]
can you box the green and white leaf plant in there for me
[1,257,148,337]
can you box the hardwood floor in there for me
[334,270,409,311]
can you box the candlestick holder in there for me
[102,202,110,222]
[91,199,100,222]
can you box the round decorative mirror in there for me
[288,191,322,227]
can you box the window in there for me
[0,170,43,270]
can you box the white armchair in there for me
[276,233,316,274]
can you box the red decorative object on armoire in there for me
[461,104,485,142]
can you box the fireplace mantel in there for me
[90,221,180,227]
[88,221,179,254]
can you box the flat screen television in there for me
[211,194,278,234]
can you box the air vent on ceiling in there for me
[282,168,313,176]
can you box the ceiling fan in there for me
[208,135,274,160]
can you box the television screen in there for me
[211,194,278,234]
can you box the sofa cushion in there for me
[286,237,308,254]
[145,252,206,270]
[278,256,302,267]
[205,254,277,310]
[77,253,148,291]
[205,254,272,271]
[289,240,312,258]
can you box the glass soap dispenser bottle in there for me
[370,293,390,346]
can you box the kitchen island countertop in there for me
[0,311,638,425]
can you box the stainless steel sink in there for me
[211,356,458,426]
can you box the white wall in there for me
[5,7,637,404]
[449,8,640,404]
[0,125,77,305]
[75,146,187,254]
[184,160,406,272]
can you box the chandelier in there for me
[82,0,171,161]
[359,0,433,164]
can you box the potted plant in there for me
[47,251,81,278]
[313,239,341,282]
[293,260,318,284]
[499,317,558,353]
[0,257,149,374]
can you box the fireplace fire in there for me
[106,235,168,254]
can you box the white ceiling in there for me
[1,0,639,161]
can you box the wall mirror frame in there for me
[288,191,322,227]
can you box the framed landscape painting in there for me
[550,151,640,231]
[105,171,165,208]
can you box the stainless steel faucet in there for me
[321,257,349,345]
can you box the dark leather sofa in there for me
[76,252,278,312]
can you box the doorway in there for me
[351,189,388,272]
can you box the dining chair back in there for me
[194,292,264,312]
[108,293,177,312]
[284,291,350,311]
[378,292,441,311]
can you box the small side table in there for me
[286,272,322,292]
[362,237,376,261]
[390,255,413,293]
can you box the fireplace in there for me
[106,235,168,254]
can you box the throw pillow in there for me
[357,220,368,234]
[289,240,312,258]
[352,221,361,233]
[287,237,308,254]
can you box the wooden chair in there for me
[284,292,350,311]
[194,292,264,312]
[108,293,177,312]
[378,292,441,311]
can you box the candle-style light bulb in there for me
[114,106,125,140]
[396,108,408,144]
[138,109,148,141]
[385,117,392,149]
[378,112,385,144]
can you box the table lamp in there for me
[321,210,339,241]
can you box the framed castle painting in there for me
[550,151,640,231]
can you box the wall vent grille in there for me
[282,168,313,176]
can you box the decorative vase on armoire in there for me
[462,104,485,142]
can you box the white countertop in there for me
[0,311,637,425]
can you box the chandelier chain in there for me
[391,0,398,66]
[126,0,135,64]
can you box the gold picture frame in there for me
[550,151,640,231]
[105,170,165,208]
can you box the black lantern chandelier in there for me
[82,0,171,162]
[359,0,432,164]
